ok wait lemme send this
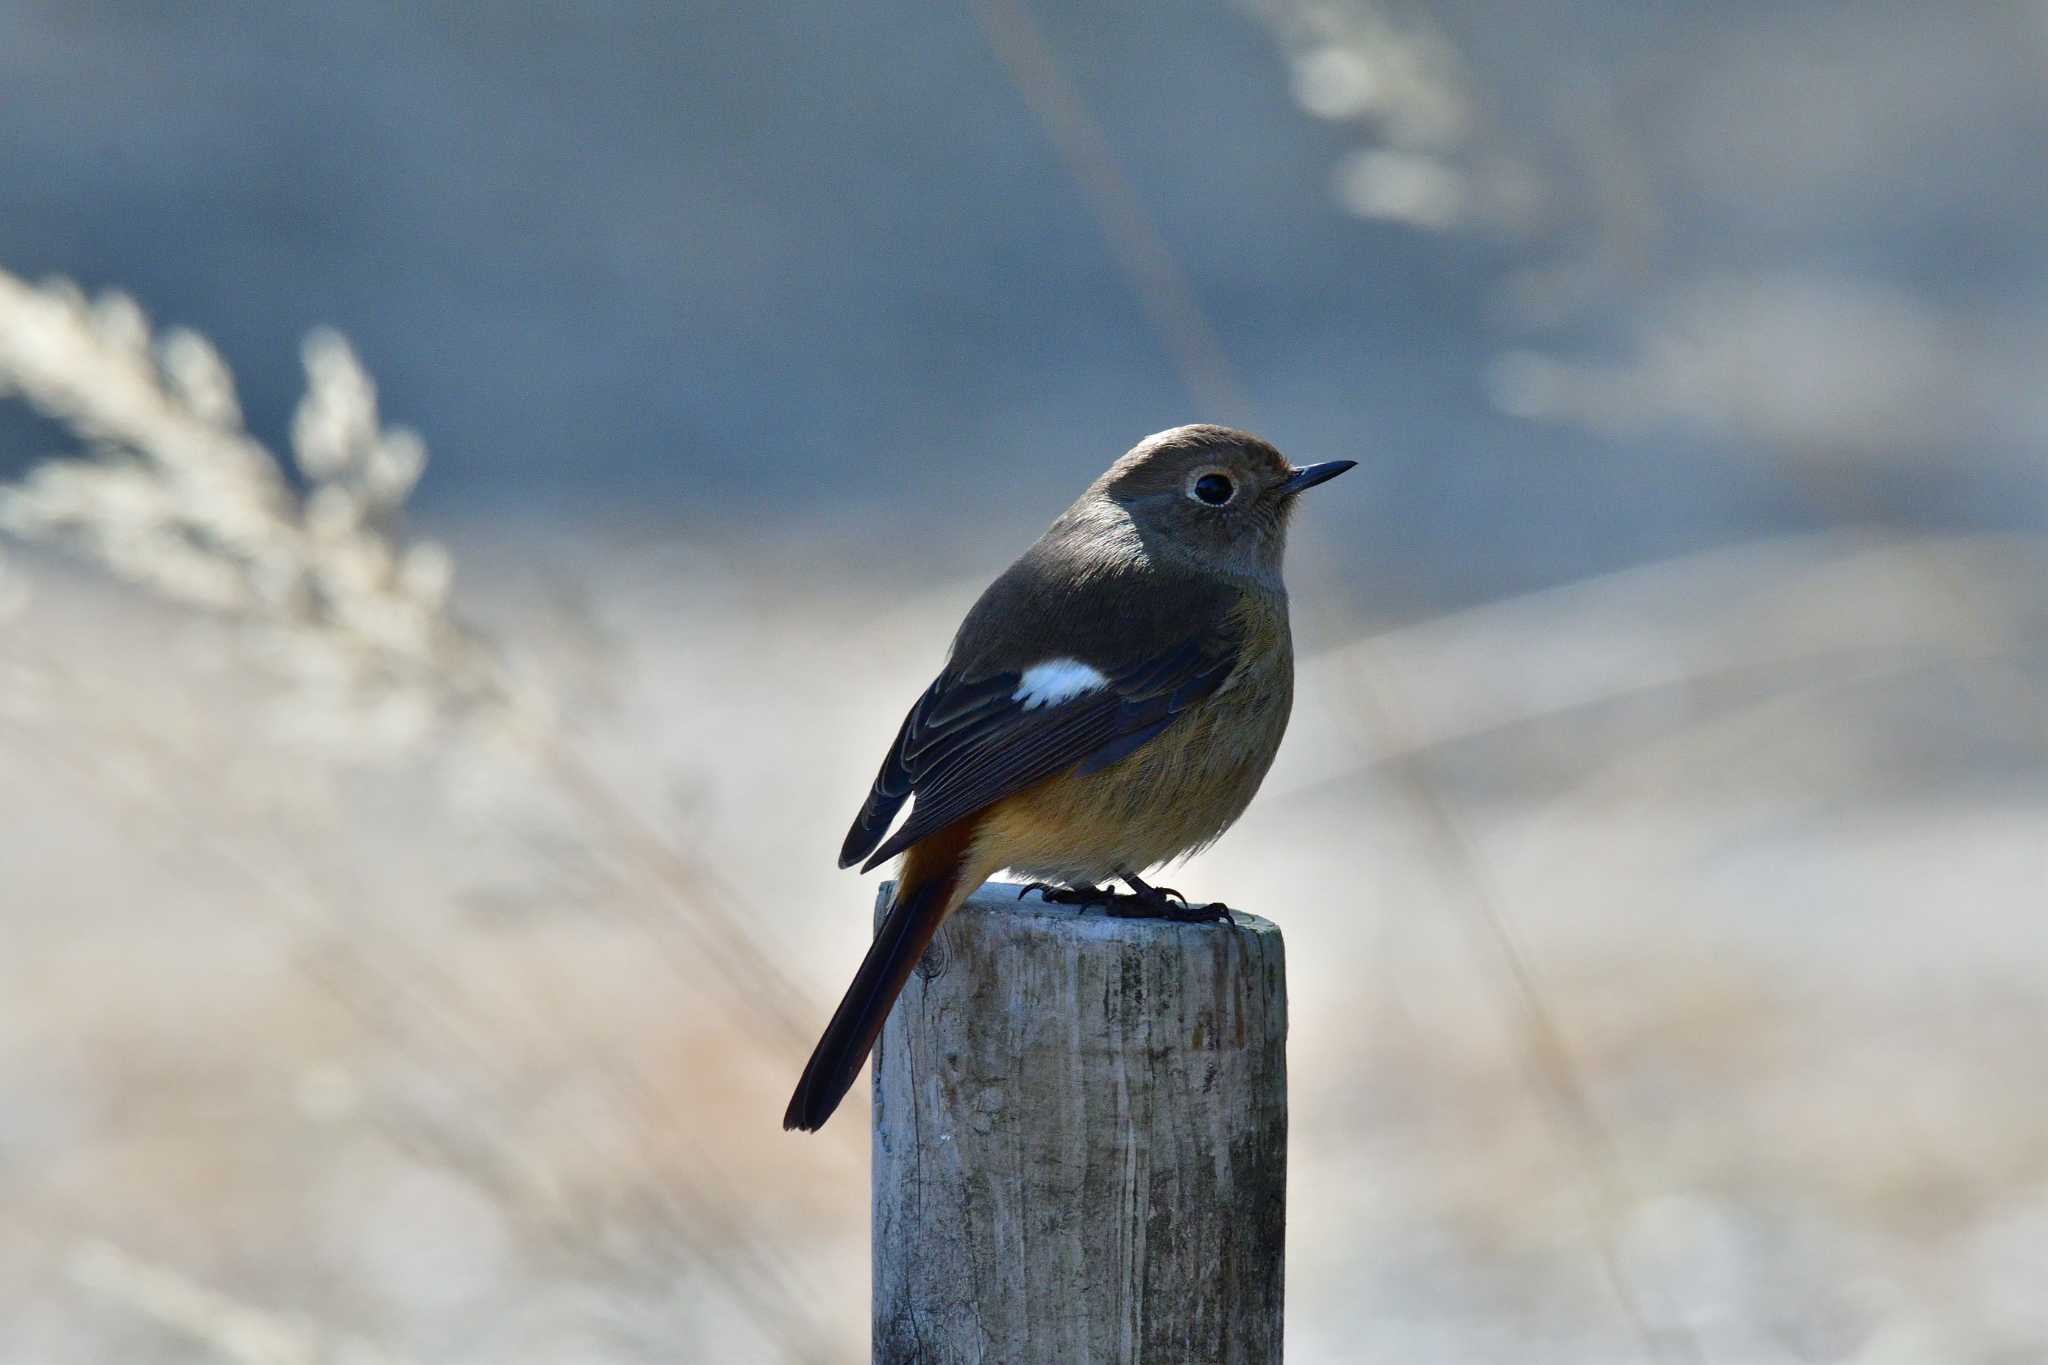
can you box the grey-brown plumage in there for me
[787,424,1353,1131]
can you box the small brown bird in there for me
[783,424,1353,1132]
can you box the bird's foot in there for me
[1017,881,1114,907]
[1108,897,1237,925]
[1108,872,1237,926]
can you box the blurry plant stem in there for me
[1506,533,2044,829]
[973,0,1248,420]
[985,15,1694,1355]
[0,266,846,1355]
[540,739,811,1050]
[1792,500,2045,756]
[68,1239,416,1365]
[1340,639,1704,1365]
[7,637,841,1363]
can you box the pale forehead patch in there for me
[1013,658,1109,710]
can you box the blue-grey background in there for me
[7,0,2041,614]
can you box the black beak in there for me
[1274,459,1357,498]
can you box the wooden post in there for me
[871,879,1288,1364]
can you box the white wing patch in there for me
[1012,658,1109,710]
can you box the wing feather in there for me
[839,630,1239,872]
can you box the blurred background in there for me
[1,1,2043,1361]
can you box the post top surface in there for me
[877,878,1281,943]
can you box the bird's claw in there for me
[1103,872,1237,925]
[1018,881,1113,907]
[1025,875,1236,925]
[1108,897,1236,925]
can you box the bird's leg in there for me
[1110,871,1236,925]
[1017,881,1114,907]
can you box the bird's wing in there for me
[838,628,1241,872]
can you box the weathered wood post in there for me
[871,879,1288,1364]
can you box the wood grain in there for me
[872,880,1288,1364]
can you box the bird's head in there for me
[1090,424,1355,583]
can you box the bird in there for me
[783,424,1354,1132]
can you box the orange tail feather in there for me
[784,818,979,1132]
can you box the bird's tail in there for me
[783,819,979,1132]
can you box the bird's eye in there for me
[1191,472,1234,506]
